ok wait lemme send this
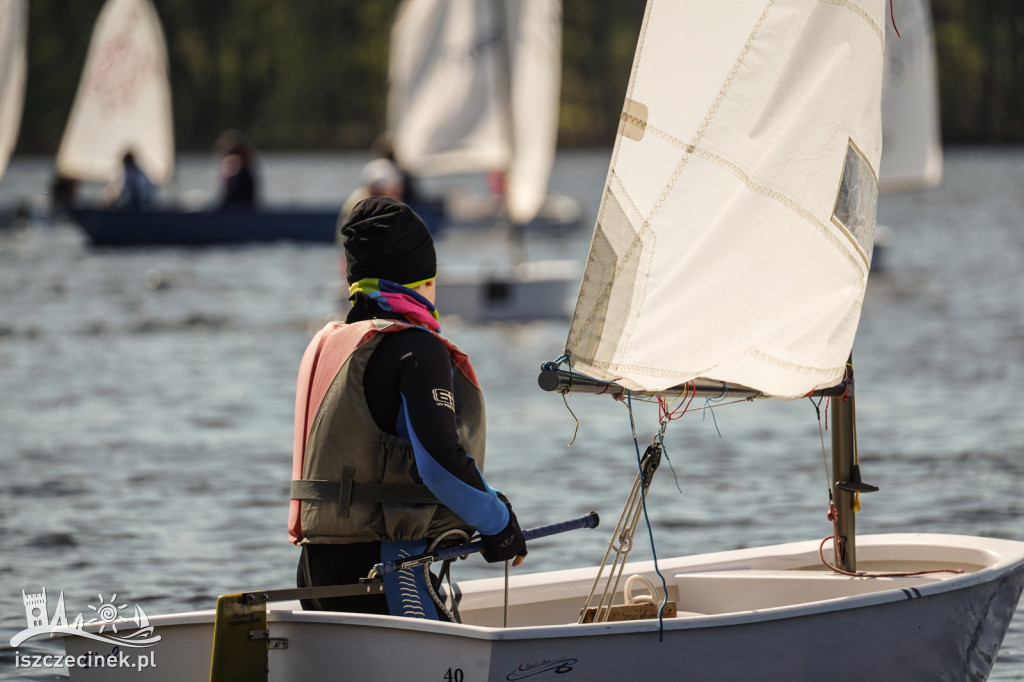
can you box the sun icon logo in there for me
[87,593,128,633]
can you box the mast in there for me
[830,358,878,573]
[830,366,857,572]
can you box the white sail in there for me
[502,0,561,224]
[879,0,942,193]
[56,0,174,184]
[567,0,885,399]
[389,0,510,176]
[0,0,26,180]
[388,0,561,224]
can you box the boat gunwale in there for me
[66,533,1024,643]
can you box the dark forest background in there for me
[13,0,1024,155]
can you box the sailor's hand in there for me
[482,493,527,565]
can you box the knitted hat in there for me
[339,197,436,285]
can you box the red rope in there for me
[657,381,696,422]
[819,503,964,577]
[818,536,963,577]
[890,0,901,38]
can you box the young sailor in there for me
[104,151,156,210]
[289,196,527,618]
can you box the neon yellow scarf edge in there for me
[348,276,435,298]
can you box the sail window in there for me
[832,140,878,258]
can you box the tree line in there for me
[13,0,1024,155]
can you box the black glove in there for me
[481,493,527,564]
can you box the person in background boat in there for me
[340,134,436,221]
[487,169,507,212]
[215,131,259,209]
[371,133,424,205]
[49,173,80,214]
[290,196,527,619]
[340,157,405,218]
[101,151,156,211]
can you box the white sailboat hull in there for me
[436,259,579,322]
[60,534,1024,680]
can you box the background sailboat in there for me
[0,0,26,183]
[880,0,943,194]
[388,0,580,321]
[57,0,348,246]
[56,0,174,186]
[873,0,944,270]
[389,0,579,231]
[0,0,27,226]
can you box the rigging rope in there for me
[551,351,581,446]
[577,392,671,639]
[811,393,961,578]
[425,529,472,623]
[818,507,963,578]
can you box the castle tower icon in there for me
[23,589,48,628]
[22,588,67,630]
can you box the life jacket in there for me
[288,319,486,545]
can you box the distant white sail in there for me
[389,0,510,176]
[567,0,885,399]
[879,0,942,193]
[0,0,26,180]
[503,0,562,225]
[389,0,561,224]
[56,0,174,184]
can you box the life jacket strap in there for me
[291,467,441,517]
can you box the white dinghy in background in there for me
[57,1,1024,680]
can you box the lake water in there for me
[1,148,1023,680]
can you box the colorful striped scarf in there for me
[349,277,440,333]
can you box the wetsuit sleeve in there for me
[392,335,510,536]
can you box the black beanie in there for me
[339,197,436,285]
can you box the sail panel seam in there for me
[820,0,884,46]
[619,1,776,365]
[583,354,843,385]
[597,0,655,231]
[571,0,656,361]
[615,1,775,363]
[604,171,654,368]
[693,1,775,146]
[690,145,868,277]
[619,116,869,278]
[604,1,660,364]
[742,346,852,379]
